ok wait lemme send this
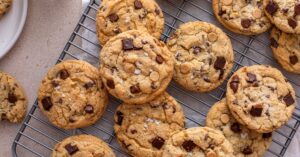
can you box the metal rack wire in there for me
[12,0,300,156]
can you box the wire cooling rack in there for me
[12,0,300,156]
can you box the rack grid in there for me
[12,0,300,156]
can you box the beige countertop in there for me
[0,0,81,156]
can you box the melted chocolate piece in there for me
[182,140,196,152]
[41,97,53,111]
[151,136,165,149]
[64,144,79,155]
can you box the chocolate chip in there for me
[265,1,278,15]
[218,69,225,80]
[155,8,160,15]
[283,93,295,106]
[241,19,252,28]
[134,0,143,9]
[250,104,263,117]
[84,82,94,89]
[193,46,201,54]
[151,136,165,149]
[270,38,279,48]
[230,76,239,93]
[122,38,134,51]
[218,9,226,16]
[41,97,53,111]
[230,122,242,133]
[182,140,196,152]
[130,84,141,94]
[85,104,94,114]
[59,69,69,80]
[289,55,298,65]
[116,111,124,125]
[288,18,297,29]
[242,146,253,155]
[51,81,59,87]
[64,143,79,155]
[214,56,226,70]
[262,132,272,138]
[247,73,256,83]
[155,55,164,64]
[295,4,300,16]
[131,129,137,134]
[106,79,115,89]
[8,92,17,103]
[108,13,119,22]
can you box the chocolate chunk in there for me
[182,140,196,152]
[85,104,94,114]
[218,69,225,80]
[51,81,59,87]
[84,82,94,89]
[134,0,143,9]
[283,93,295,106]
[8,92,17,103]
[241,19,252,28]
[131,129,137,134]
[130,84,141,94]
[218,9,226,16]
[230,76,239,93]
[262,132,272,138]
[250,104,263,117]
[230,122,242,133]
[265,1,278,15]
[122,38,134,51]
[151,136,165,149]
[64,143,79,155]
[247,73,256,83]
[295,4,300,16]
[41,97,53,111]
[156,55,164,64]
[155,8,160,15]
[116,111,124,125]
[193,46,201,54]
[288,18,297,29]
[106,79,115,89]
[59,69,69,80]
[108,13,119,22]
[242,146,253,155]
[270,38,279,48]
[289,55,298,65]
[214,56,226,70]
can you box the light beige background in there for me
[0,0,81,156]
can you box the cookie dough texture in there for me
[100,30,174,104]
[270,27,300,74]
[206,99,272,157]
[0,0,12,18]
[96,0,164,45]
[162,127,234,157]
[0,72,27,123]
[167,21,234,92]
[114,92,185,157]
[52,134,115,157]
[38,60,108,130]
[226,65,296,133]
[264,0,300,34]
[213,0,271,35]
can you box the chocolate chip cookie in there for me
[206,99,272,157]
[0,72,27,123]
[264,0,300,34]
[226,65,296,133]
[52,134,115,157]
[270,27,300,74]
[162,127,234,157]
[0,0,12,18]
[100,30,174,104]
[114,92,185,157]
[38,60,108,130]
[213,0,272,35]
[96,0,164,45]
[167,21,234,92]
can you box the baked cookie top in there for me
[167,21,234,92]
[206,99,272,157]
[264,0,300,34]
[114,92,185,157]
[0,0,12,18]
[96,0,164,45]
[0,72,27,123]
[162,127,234,157]
[100,30,174,104]
[226,65,296,133]
[270,27,300,74]
[52,134,115,157]
[213,0,272,35]
[38,60,108,130]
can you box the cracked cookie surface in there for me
[96,0,164,45]
[100,30,174,104]
[264,0,300,34]
[206,99,272,157]
[0,0,12,18]
[52,134,115,157]
[226,65,296,133]
[0,72,27,123]
[162,127,234,157]
[114,92,185,157]
[213,0,271,35]
[167,21,234,92]
[38,60,108,130]
[270,27,300,74]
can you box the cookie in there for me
[226,65,296,133]
[38,60,108,130]
[162,127,234,157]
[0,72,27,123]
[212,0,272,35]
[206,99,272,157]
[100,30,174,104]
[264,0,300,34]
[167,21,234,92]
[96,0,164,45]
[0,0,12,18]
[270,27,300,74]
[52,134,115,157]
[114,92,185,157]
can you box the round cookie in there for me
[206,99,272,157]
[38,60,108,130]
[264,0,300,34]
[0,72,27,123]
[226,65,296,133]
[0,0,12,18]
[270,27,300,74]
[167,21,234,92]
[96,0,164,45]
[162,127,234,157]
[100,30,174,104]
[212,0,272,35]
[114,92,185,157]
[52,134,115,157]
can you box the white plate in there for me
[0,0,28,59]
